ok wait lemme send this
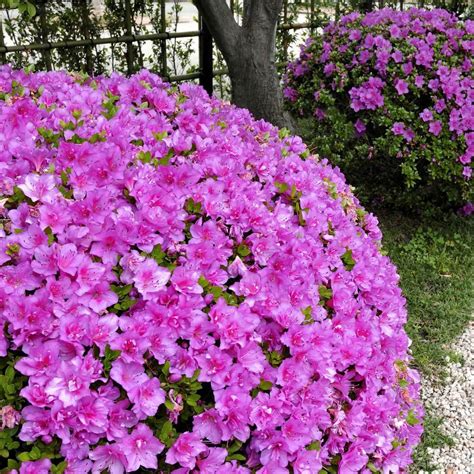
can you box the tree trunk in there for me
[195,0,294,130]
[359,0,375,12]
[227,12,291,128]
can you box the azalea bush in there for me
[0,66,422,473]
[284,8,474,209]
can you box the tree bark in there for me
[194,0,294,130]
[358,0,375,12]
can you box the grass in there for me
[377,209,474,472]
[379,210,474,378]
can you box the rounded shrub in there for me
[0,66,422,473]
[284,8,474,210]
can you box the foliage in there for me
[284,8,474,210]
[0,66,422,472]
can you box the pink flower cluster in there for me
[0,66,422,473]
[284,8,474,206]
[349,77,385,111]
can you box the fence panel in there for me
[0,0,460,94]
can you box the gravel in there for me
[417,323,474,474]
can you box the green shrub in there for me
[285,8,474,211]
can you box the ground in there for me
[379,209,474,472]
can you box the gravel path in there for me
[418,323,474,474]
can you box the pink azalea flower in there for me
[429,120,443,136]
[45,359,95,406]
[19,459,52,474]
[420,109,433,122]
[19,406,52,442]
[395,79,409,95]
[31,244,57,277]
[293,450,324,474]
[18,224,48,250]
[129,377,166,419]
[196,345,232,387]
[237,342,267,374]
[15,342,60,378]
[0,405,21,429]
[166,432,207,469]
[75,396,109,433]
[354,119,366,135]
[133,258,170,299]
[122,423,164,472]
[84,281,119,314]
[38,201,70,233]
[193,409,224,444]
[75,259,106,296]
[171,267,202,295]
[110,360,148,391]
[107,401,137,442]
[90,443,127,474]
[18,174,57,203]
[339,445,369,472]
[414,75,425,88]
[196,447,228,472]
[260,434,290,467]
[57,243,82,276]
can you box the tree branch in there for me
[194,0,241,59]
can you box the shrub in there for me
[284,8,474,210]
[0,66,422,473]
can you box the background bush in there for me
[284,8,474,210]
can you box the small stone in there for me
[420,322,474,471]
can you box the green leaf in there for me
[186,393,201,407]
[162,361,170,376]
[104,345,121,362]
[198,276,210,289]
[406,409,420,426]
[26,1,36,17]
[149,244,165,264]
[102,344,121,376]
[227,440,242,455]
[307,440,321,451]
[236,243,251,257]
[88,132,106,144]
[44,227,56,246]
[258,379,272,391]
[137,150,152,164]
[190,369,200,382]
[318,285,332,300]
[274,181,289,194]
[17,452,31,462]
[226,453,246,461]
[161,421,172,439]
[341,248,356,271]
[184,198,202,215]
[164,399,175,411]
[302,306,314,324]
[111,283,133,298]
[51,461,68,474]
[367,462,380,474]
[101,94,120,120]
[153,131,168,141]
